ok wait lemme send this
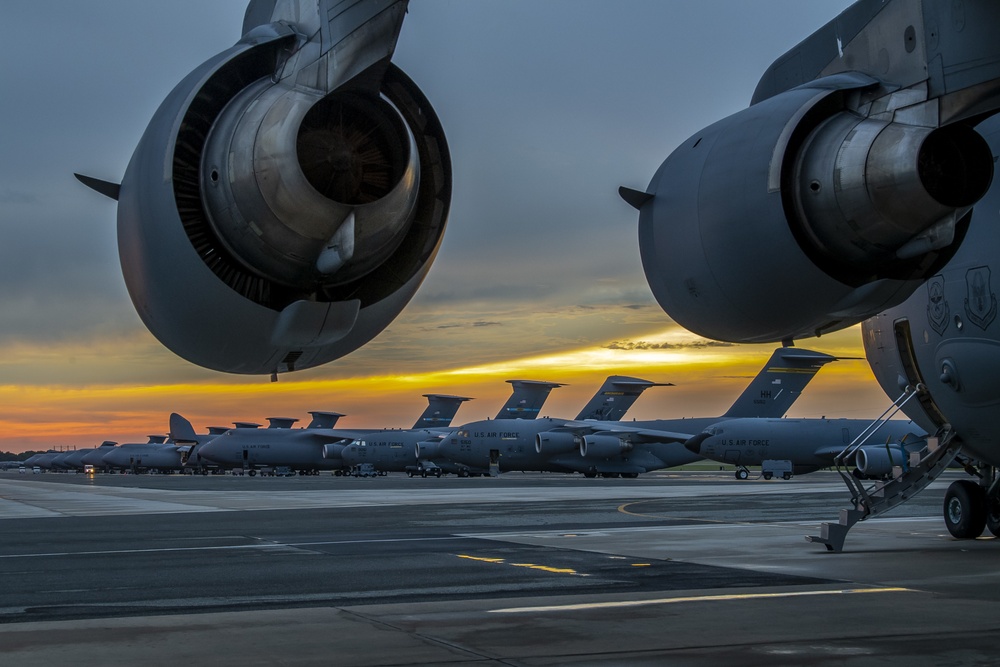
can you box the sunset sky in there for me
[0,1,879,454]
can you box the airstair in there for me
[806,385,962,551]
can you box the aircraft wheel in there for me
[735,469,749,480]
[583,471,597,479]
[943,480,987,539]
[248,469,256,477]
[763,472,773,480]
[622,472,639,479]
[986,496,1000,537]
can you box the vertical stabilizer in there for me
[575,376,672,421]
[307,411,345,429]
[413,394,473,428]
[495,380,565,419]
[723,348,837,418]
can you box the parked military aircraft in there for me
[428,348,835,477]
[622,0,1000,549]
[78,0,448,376]
[343,375,668,476]
[79,442,120,472]
[101,436,186,473]
[686,418,927,480]
[197,394,473,474]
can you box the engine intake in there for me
[579,435,632,459]
[536,431,580,456]
[855,445,908,477]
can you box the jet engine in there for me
[579,435,632,459]
[322,442,347,461]
[415,437,444,460]
[635,72,991,343]
[89,1,451,374]
[855,444,909,478]
[535,431,580,456]
[630,0,1000,345]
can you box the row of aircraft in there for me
[24,347,931,493]
[77,0,1000,548]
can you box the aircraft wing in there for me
[813,446,847,461]
[556,421,697,444]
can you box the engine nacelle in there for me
[579,435,632,459]
[535,431,580,456]
[415,438,444,460]
[855,445,908,477]
[637,73,992,343]
[322,442,346,461]
[111,2,451,374]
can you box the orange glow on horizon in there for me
[0,326,889,455]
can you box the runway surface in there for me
[1,469,998,665]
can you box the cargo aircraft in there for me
[622,0,1000,549]
[344,375,669,476]
[429,348,835,477]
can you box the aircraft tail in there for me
[722,347,837,418]
[574,376,673,421]
[306,411,345,429]
[494,380,565,419]
[169,413,199,443]
[413,394,473,428]
[266,417,299,429]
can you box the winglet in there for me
[619,186,653,210]
[75,173,121,201]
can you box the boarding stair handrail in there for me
[807,385,962,552]
[832,384,920,469]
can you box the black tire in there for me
[736,469,749,480]
[944,480,987,539]
[763,472,773,480]
[782,472,792,480]
[986,497,1000,538]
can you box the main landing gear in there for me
[942,464,1000,539]
[735,467,749,480]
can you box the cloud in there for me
[604,340,737,351]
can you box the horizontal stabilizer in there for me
[619,186,653,210]
[74,173,121,201]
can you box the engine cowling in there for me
[535,431,580,456]
[637,73,992,343]
[579,435,632,459]
[415,437,444,460]
[111,2,451,374]
[322,442,346,460]
[855,445,908,477]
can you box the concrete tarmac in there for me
[0,470,997,665]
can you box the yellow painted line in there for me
[510,562,581,575]
[631,563,651,567]
[489,587,914,614]
[457,555,506,564]
[456,555,584,576]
